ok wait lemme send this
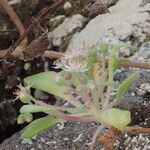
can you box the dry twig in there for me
[0,0,66,60]
[0,49,150,70]
[7,0,66,52]
[127,126,150,134]
[0,0,27,50]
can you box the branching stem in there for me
[90,125,104,150]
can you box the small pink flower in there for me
[63,58,89,73]
[64,49,88,59]
[14,84,31,103]
[54,57,89,73]
[53,48,90,72]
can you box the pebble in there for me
[51,141,57,144]
[45,141,51,145]
[115,133,150,149]
[63,137,69,141]
[137,83,150,96]
[21,139,33,145]
[73,134,83,142]
[63,1,72,10]
[24,63,31,71]
[40,137,45,142]
[37,144,42,149]
[57,121,66,130]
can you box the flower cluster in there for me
[54,49,90,73]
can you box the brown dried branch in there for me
[8,0,66,52]
[105,59,150,70]
[120,61,150,70]
[127,126,150,134]
[42,51,64,59]
[0,0,66,75]
[0,0,28,75]
[23,24,50,61]
[0,0,25,34]
[0,49,63,59]
[0,0,27,49]
[0,50,7,58]
[23,33,49,61]
[0,49,150,69]
[0,59,14,76]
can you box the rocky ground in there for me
[0,0,150,149]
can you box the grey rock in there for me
[63,1,73,10]
[68,0,150,51]
[48,14,87,48]
[130,41,150,63]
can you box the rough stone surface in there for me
[48,14,87,47]
[63,1,73,10]
[68,0,150,51]
[102,0,119,6]
[49,15,66,30]
[130,41,150,63]
[141,0,150,6]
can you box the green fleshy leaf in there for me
[108,46,119,77]
[86,51,98,67]
[17,114,25,124]
[20,105,46,113]
[92,62,102,84]
[24,71,82,107]
[18,113,33,124]
[69,106,89,115]
[20,104,62,117]
[100,108,131,131]
[86,51,98,78]
[21,116,60,139]
[24,71,67,97]
[24,113,33,123]
[20,104,56,114]
[115,73,139,103]
[109,44,136,77]
[97,81,116,88]
[100,43,108,55]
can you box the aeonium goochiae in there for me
[15,44,139,149]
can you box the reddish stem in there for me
[120,61,150,69]
[63,115,94,122]
[127,126,150,134]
